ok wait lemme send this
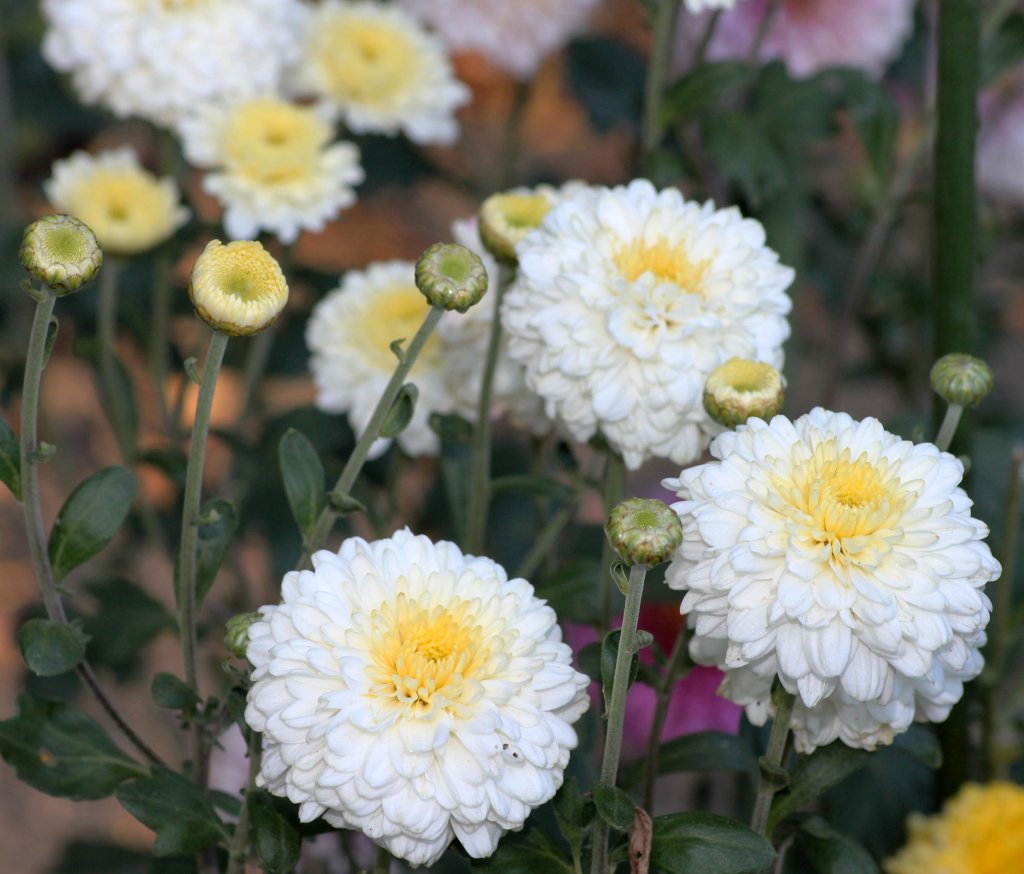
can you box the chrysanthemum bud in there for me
[414,242,488,312]
[19,214,102,295]
[605,498,683,567]
[930,353,994,408]
[189,240,289,336]
[703,358,785,428]
[478,191,552,264]
[224,611,261,659]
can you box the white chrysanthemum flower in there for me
[246,529,590,867]
[503,179,793,470]
[292,0,470,145]
[179,96,363,244]
[664,408,1000,753]
[398,0,599,80]
[41,0,305,130]
[44,147,188,256]
[307,261,452,458]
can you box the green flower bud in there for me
[414,242,488,312]
[930,353,994,408]
[478,191,552,264]
[20,214,102,295]
[189,239,289,336]
[605,498,683,567]
[224,611,261,659]
[703,358,785,428]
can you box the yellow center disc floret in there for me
[221,99,329,185]
[615,238,708,294]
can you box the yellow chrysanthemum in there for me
[885,782,1024,874]
[44,148,188,256]
[189,240,289,336]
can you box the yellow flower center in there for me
[615,238,708,294]
[365,593,495,716]
[357,283,441,369]
[65,168,178,256]
[157,0,207,10]
[312,17,417,108]
[221,99,329,184]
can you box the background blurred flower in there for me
[398,0,599,80]
[306,261,453,458]
[179,96,363,243]
[41,0,305,130]
[678,0,915,80]
[246,529,590,866]
[44,147,188,256]
[978,66,1024,207]
[885,781,1024,873]
[665,408,1000,753]
[503,179,793,470]
[292,0,470,145]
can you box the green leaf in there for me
[650,812,776,874]
[0,693,145,799]
[0,411,21,500]
[535,560,602,626]
[326,489,366,516]
[18,618,88,676]
[704,113,790,207]
[767,742,871,834]
[249,792,301,874]
[48,466,136,581]
[662,61,751,122]
[379,383,419,438]
[117,767,226,856]
[278,428,326,537]
[97,350,139,452]
[600,629,639,713]
[151,673,200,715]
[554,778,594,865]
[470,822,574,872]
[82,579,175,679]
[792,816,880,874]
[593,782,635,831]
[566,36,646,132]
[194,499,238,605]
[50,840,199,873]
[626,731,758,787]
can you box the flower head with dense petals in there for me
[44,148,188,256]
[398,0,599,80]
[678,0,914,80]
[179,96,363,243]
[41,0,305,130]
[885,782,1024,874]
[307,261,452,458]
[503,179,793,470]
[189,239,288,335]
[245,529,590,867]
[664,408,1000,753]
[293,0,470,145]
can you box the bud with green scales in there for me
[703,357,785,428]
[605,498,683,567]
[414,242,488,313]
[224,611,261,659]
[930,353,994,408]
[20,214,102,295]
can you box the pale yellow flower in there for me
[189,240,288,336]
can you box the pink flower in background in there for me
[678,0,916,80]
[566,602,741,760]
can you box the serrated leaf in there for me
[151,673,199,715]
[649,812,776,874]
[249,792,301,874]
[601,629,640,713]
[626,732,758,787]
[0,693,145,799]
[18,618,88,676]
[768,742,871,834]
[117,767,226,856]
[278,428,326,537]
[379,383,419,438]
[470,822,574,872]
[793,816,880,874]
[0,411,21,500]
[195,499,238,605]
[661,61,751,121]
[593,781,636,831]
[48,466,136,581]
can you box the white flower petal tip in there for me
[665,408,1000,753]
[245,529,590,866]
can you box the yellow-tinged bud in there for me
[414,242,488,312]
[478,190,552,264]
[224,611,261,659]
[703,358,785,428]
[605,498,683,567]
[189,240,288,336]
[20,214,102,295]
[930,353,994,408]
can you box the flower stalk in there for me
[750,684,795,837]
[642,0,683,169]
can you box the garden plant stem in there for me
[749,686,795,837]
[642,0,684,166]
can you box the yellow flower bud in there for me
[478,191,552,264]
[189,240,288,336]
[703,358,785,428]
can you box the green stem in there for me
[97,258,134,459]
[148,246,175,436]
[177,330,229,696]
[750,686,795,837]
[694,10,723,67]
[642,0,684,169]
[465,266,509,554]
[590,563,649,874]
[515,503,576,581]
[642,623,689,811]
[374,844,391,874]
[934,403,964,452]
[299,306,445,568]
[599,453,627,631]
[225,730,261,874]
